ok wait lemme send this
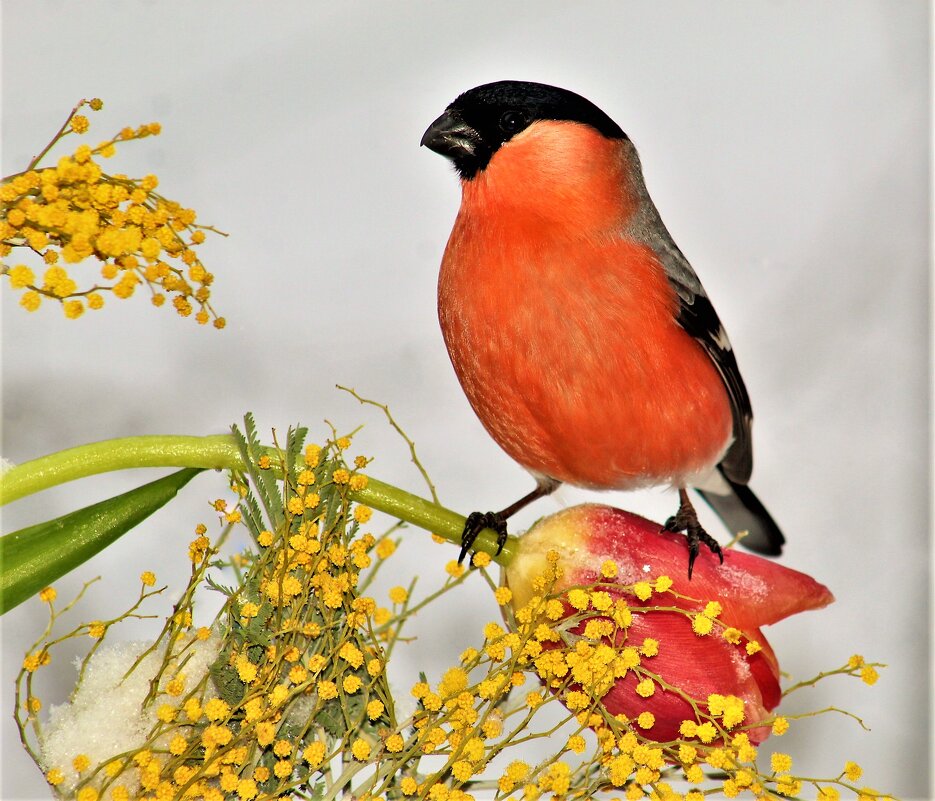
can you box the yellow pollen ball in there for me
[637,712,655,729]
[351,738,371,761]
[691,615,714,636]
[254,721,276,746]
[567,588,589,610]
[770,752,792,773]
[722,627,743,644]
[526,691,545,708]
[695,722,716,743]
[46,769,65,786]
[339,642,363,668]
[20,291,41,312]
[7,265,35,289]
[236,658,258,683]
[183,698,202,721]
[317,680,337,700]
[704,601,723,618]
[633,581,652,601]
[63,300,85,319]
[640,637,659,657]
[451,760,474,782]
[303,742,327,767]
[376,537,396,558]
[636,679,655,697]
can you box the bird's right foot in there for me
[459,511,508,564]
[663,489,723,579]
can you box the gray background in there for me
[1,2,930,798]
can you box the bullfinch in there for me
[421,80,784,576]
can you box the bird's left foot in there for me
[460,511,508,564]
[459,478,561,564]
[664,489,723,579]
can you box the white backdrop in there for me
[1,2,930,798]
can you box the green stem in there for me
[0,434,517,566]
[0,435,239,503]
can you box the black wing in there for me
[642,221,753,483]
[619,142,753,483]
[674,288,753,484]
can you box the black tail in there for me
[695,465,785,556]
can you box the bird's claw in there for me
[663,512,687,534]
[684,524,723,579]
[663,507,723,580]
[460,511,508,564]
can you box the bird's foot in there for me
[663,492,723,579]
[459,511,509,564]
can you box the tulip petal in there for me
[507,503,834,746]
[598,611,779,743]
[514,504,834,630]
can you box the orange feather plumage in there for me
[438,121,732,490]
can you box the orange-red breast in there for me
[421,81,784,575]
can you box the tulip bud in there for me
[504,504,833,743]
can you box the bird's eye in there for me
[499,110,528,134]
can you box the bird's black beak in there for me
[420,109,479,161]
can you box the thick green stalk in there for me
[0,434,517,566]
[0,435,239,504]
[354,476,517,565]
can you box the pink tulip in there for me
[505,504,834,743]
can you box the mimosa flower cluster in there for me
[15,424,893,801]
[1,99,224,326]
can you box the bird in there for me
[420,80,784,577]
